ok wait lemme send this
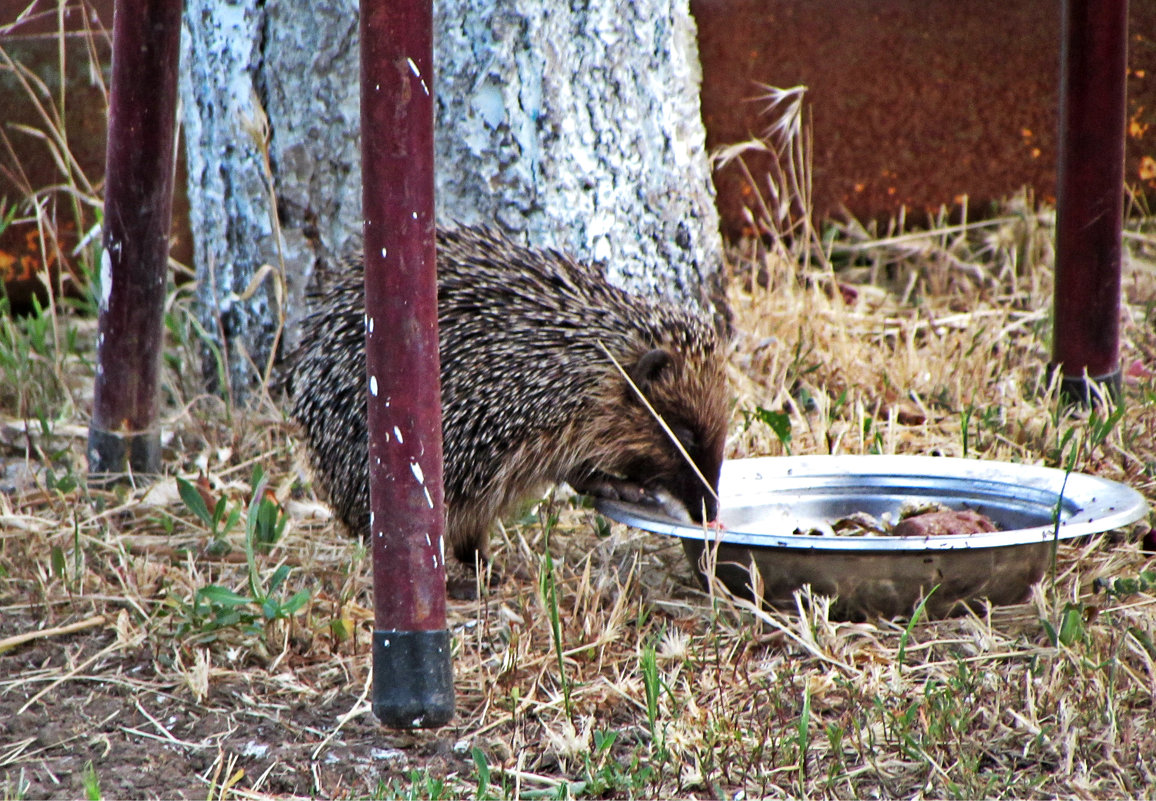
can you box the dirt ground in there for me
[0,474,705,799]
[0,602,473,798]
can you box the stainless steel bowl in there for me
[596,455,1149,619]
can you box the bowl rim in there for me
[595,454,1150,552]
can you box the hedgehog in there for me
[282,225,729,565]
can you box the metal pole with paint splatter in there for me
[1052,0,1128,402]
[88,0,183,483]
[361,0,454,727]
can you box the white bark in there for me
[179,0,280,397]
[179,0,725,397]
[433,1,723,310]
[260,0,362,323]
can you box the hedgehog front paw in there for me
[570,472,654,506]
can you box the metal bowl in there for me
[596,455,1149,619]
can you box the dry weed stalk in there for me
[3,72,1156,801]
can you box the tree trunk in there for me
[179,0,281,399]
[433,1,723,313]
[179,0,726,399]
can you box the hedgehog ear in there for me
[628,348,673,392]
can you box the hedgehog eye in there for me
[669,423,696,451]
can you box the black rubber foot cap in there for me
[1046,364,1122,407]
[372,629,454,728]
[86,426,161,488]
[1058,370,1122,406]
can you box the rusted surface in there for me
[693,0,1156,233]
[88,0,182,478]
[0,2,109,308]
[5,0,1156,290]
[1052,0,1128,390]
[0,0,192,312]
[0,221,77,309]
[361,0,447,633]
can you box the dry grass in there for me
[3,22,1156,798]
[3,195,1156,798]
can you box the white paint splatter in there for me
[393,426,404,443]
[369,375,378,396]
[99,246,113,311]
[406,60,429,95]
[380,247,387,258]
[424,487,434,509]
[410,461,424,484]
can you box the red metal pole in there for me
[88,0,183,483]
[1051,0,1128,402]
[361,0,453,726]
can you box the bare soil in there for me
[1,594,477,798]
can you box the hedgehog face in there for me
[573,344,729,523]
[633,346,728,520]
[656,416,725,523]
[614,416,724,524]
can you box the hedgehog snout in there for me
[647,479,717,524]
[666,469,719,524]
